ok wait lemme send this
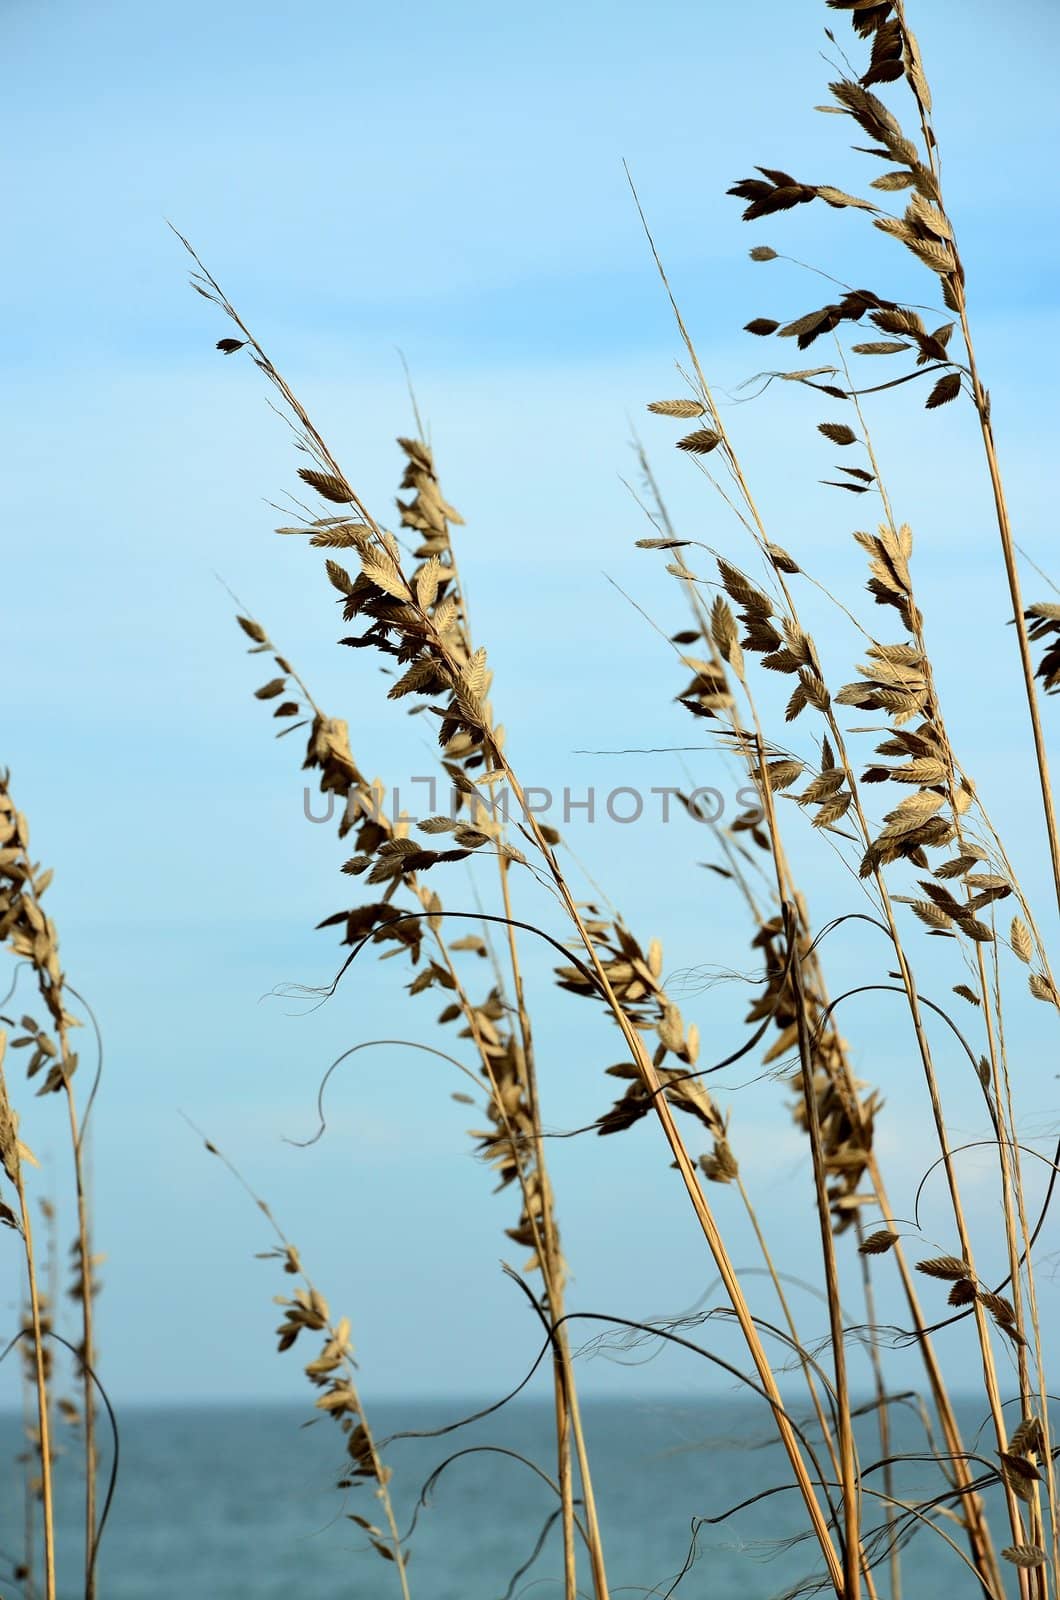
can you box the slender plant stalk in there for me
[235,602,608,1598]
[635,183,1039,1573]
[886,0,1060,923]
[56,1018,97,1598]
[20,1205,55,1600]
[789,912,861,1600]
[844,372,1050,1587]
[634,437,1005,1597]
[6,824,97,1594]
[723,656,865,1590]
[0,775,97,1599]
[736,1175,889,1600]
[497,855,605,1600]
[199,1131,413,1600]
[992,950,1059,1584]
[7,1133,56,1600]
[432,472,610,1600]
[664,565,1004,1590]
[720,53,1059,1566]
[496,768,846,1594]
[641,429,1003,1590]
[853,1213,900,1600]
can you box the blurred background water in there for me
[0,1395,1014,1598]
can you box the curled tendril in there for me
[279,907,800,1147]
[397,1443,589,1552]
[0,1326,119,1586]
[913,1137,1060,1232]
[285,1038,482,1148]
[65,982,104,1143]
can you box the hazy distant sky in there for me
[4,0,1059,1408]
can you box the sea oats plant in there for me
[230,591,608,1599]
[0,773,103,1600]
[177,5,1060,1587]
[3,2,1057,1598]
[190,247,855,1587]
[187,1130,414,1599]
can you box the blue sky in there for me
[3,0,1060,1418]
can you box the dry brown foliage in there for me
[4,5,1058,1600]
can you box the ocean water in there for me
[0,1396,1012,1598]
